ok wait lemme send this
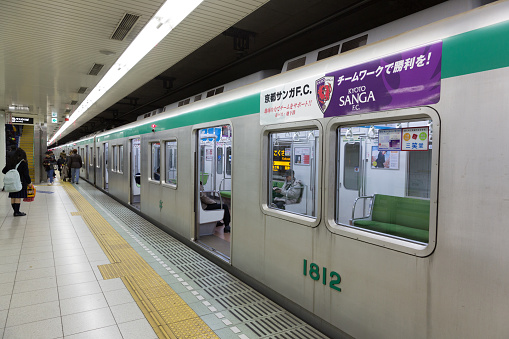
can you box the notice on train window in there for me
[378,129,401,151]
[401,127,429,151]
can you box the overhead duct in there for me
[110,13,140,41]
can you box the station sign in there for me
[52,118,58,123]
[52,112,58,118]
[261,41,442,125]
[12,116,34,124]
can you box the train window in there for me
[343,142,361,190]
[88,147,92,166]
[151,142,161,181]
[112,146,118,172]
[268,129,319,218]
[165,140,177,186]
[119,145,124,174]
[216,147,223,174]
[226,146,232,176]
[96,147,100,168]
[336,120,433,245]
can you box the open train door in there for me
[195,125,232,261]
[130,138,141,210]
[103,143,109,191]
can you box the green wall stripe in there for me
[96,94,260,142]
[443,19,509,79]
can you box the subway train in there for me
[51,1,509,338]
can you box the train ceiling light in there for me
[48,0,204,146]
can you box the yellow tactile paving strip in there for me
[63,183,219,339]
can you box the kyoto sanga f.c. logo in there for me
[316,76,334,114]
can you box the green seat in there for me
[220,191,231,199]
[200,173,209,185]
[353,194,430,243]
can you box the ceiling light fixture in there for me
[48,0,204,145]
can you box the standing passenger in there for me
[67,149,83,184]
[2,148,33,216]
[57,152,66,178]
[43,151,57,185]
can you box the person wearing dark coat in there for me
[67,149,83,184]
[2,148,33,216]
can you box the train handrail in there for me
[219,177,231,191]
[350,195,374,225]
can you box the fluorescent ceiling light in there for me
[9,105,30,111]
[49,0,204,145]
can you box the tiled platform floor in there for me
[0,183,157,339]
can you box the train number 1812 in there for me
[303,259,341,292]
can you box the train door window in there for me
[336,119,435,246]
[119,145,124,174]
[268,129,320,218]
[96,147,100,168]
[216,147,223,174]
[88,147,92,166]
[226,146,232,175]
[151,142,161,181]
[165,140,177,186]
[343,143,360,190]
[112,146,118,172]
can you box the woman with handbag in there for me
[2,148,33,216]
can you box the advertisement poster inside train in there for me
[401,127,429,151]
[261,41,442,124]
[371,146,399,170]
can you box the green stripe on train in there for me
[96,94,260,142]
[443,19,509,78]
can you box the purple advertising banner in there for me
[317,41,442,117]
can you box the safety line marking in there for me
[63,183,219,339]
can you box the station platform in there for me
[0,179,329,339]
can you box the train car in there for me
[61,1,509,337]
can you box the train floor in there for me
[0,178,330,339]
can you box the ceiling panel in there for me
[0,0,269,140]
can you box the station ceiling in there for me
[0,0,447,146]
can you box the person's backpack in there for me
[4,161,23,192]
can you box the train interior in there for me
[336,119,433,244]
[196,125,233,259]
